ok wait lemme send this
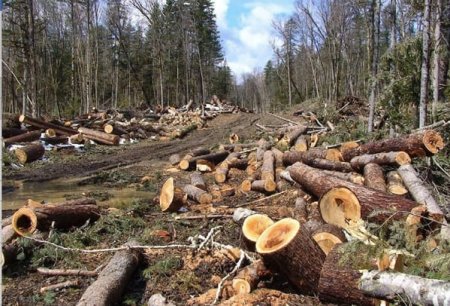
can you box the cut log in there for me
[45,128,56,138]
[256,138,271,161]
[242,214,274,251]
[321,170,365,185]
[311,224,346,255]
[363,163,387,192]
[14,144,45,164]
[341,130,445,161]
[183,184,213,204]
[104,123,127,136]
[191,147,211,156]
[233,208,257,225]
[19,115,77,136]
[251,179,277,193]
[12,205,100,236]
[42,136,69,145]
[196,159,215,172]
[2,127,27,138]
[232,260,271,295]
[386,171,408,195]
[255,218,326,294]
[189,172,206,190]
[227,158,248,170]
[77,241,141,306]
[282,149,343,166]
[160,178,187,212]
[271,148,284,168]
[69,134,84,144]
[350,151,411,170]
[169,154,181,166]
[240,178,254,192]
[304,202,325,233]
[293,135,308,152]
[214,152,240,183]
[302,156,353,173]
[397,164,449,240]
[260,151,275,181]
[318,244,377,305]
[288,163,418,227]
[220,142,259,152]
[293,197,308,223]
[359,270,450,305]
[179,151,229,171]
[2,224,17,245]
[37,267,98,277]
[284,126,307,146]
[78,127,120,145]
[339,140,360,152]
[3,130,41,146]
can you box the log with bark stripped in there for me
[242,214,274,251]
[282,149,343,166]
[19,115,77,136]
[350,151,411,170]
[288,163,418,228]
[14,144,45,164]
[342,130,444,161]
[160,178,187,212]
[255,218,326,294]
[363,163,387,192]
[3,130,41,146]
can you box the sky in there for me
[212,0,294,77]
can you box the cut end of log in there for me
[241,179,253,192]
[104,124,114,134]
[312,232,344,255]
[160,178,187,212]
[319,187,361,229]
[18,114,26,123]
[395,152,411,165]
[388,185,408,195]
[45,129,56,138]
[12,207,37,236]
[232,279,251,295]
[326,149,343,161]
[264,179,277,193]
[255,218,299,254]
[422,130,444,154]
[179,160,190,170]
[243,214,274,243]
[294,143,308,152]
[339,141,360,152]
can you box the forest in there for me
[2,0,450,131]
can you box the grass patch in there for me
[142,256,183,280]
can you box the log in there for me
[227,158,248,170]
[2,224,17,245]
[242,214,274,251]
[179,151,229,171]
[233,208,257,225]
[293,135,308,152]
[339,140,360,152]
[293,197,308,223]
[183,184,213,204]
[350,151,411,170]
[37,267,98,277]
[196,159,215,172]
[77,241,141,306]
[359,270,450,305]
[40,280,81,293]
[14,143,45,164]
[191,146,211,156]
[302,156,353,173]
[251,179,277,193]
[169,154,182,166]
[190,172,206,190]
[19,115,77,136]
[42,136,69,145]
[363,163,387,192]
[78,127,120,145]
[260,151,275,181]
[2,127,27,138]
[220,142,259,152]
[103,123,127,136]
[288,163,418,228]
[159,178,187,212]
[45,128,56,138]
[215,153,240,183]
[229,133,239,144]
[282,149,343,166]
[12,205,100,236]
[271,148,284,168]
[311,224,346,255]
[256,138,271,161]
[304,201,324,233]
[3,130,41,146]
[232,260,271,295]
[321,170,365,185]
[255,218,326,294]
[285,126,307,146]
[318,244,377,305]
[69,133,84,144]
[397,164,450,240]
[386,171,408,195]
[341,130,445,161]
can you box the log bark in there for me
[293,135,309,152]
[293,197,308,223]
[251,179,277,193]
[271,148,284,168]
[304,202,325,233]
[190,146,211,156]
[285,126,308,146]
[321,170,365,185]
[342,130,444,161]
[242,214,274,251]
[104,123,127,136]
[183,184,212,204]
[160,178,187,212]
[190,172,206,190]
[179,151,229,171]
[19,115,77,136]
[2,127,27,138]
[302,156,353,173]
[288,163,418,227]
[255,218,326,294]
[14,143,45,164]
[169,154,181,166]
[214,153,241,183]
[359,270,450,305]
[386,171,408,195]
[220,142,259,152]
[78,127,120,145]
[311,224,346,255]
[2,224,17,245]
[232,260,271,295]
[42,136,69,145]
[77,241,141,306]
[12,205,100,236]
[233,208,257,225]
[350,151,411,170]
[363,163,387,192]
[282,149,343,166]
[260,151,275,181]
[3,130,41,146]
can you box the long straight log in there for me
[302,156,353,172]
[179,151,229,171]
[3,130,41,146]
[350,151,411,170]
[2,127,27,138]
[12,205,100,236]
[260,151,275,181]
[78,127,120,145]
[342,130,444,161]
[77,241,141,306]
[282,149,343,166]
[19,115,77,136]
[14,143,45,164]
[288,163,418,227]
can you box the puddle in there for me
[2,177,156,211]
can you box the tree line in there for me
[235,0,450,129]
[2,0,232,118]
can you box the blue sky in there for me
[213,0,294,77]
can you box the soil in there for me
[3,112,327,305]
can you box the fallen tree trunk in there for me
[242,214,274,251]
[78,127,120,145]
[363,163,387,192]
[14,143,45,164]
[341,130,444,161]
[160,178,187,212]
[285,126,307,146]
[288,163,418,227]
[232,260,271,295]
[350,151,411,170]
[179,151,229,171]
[19,115,77,136]
[183,184,212,204]
[11,205,100,236]
[77,241,141,306]
[256,218,326,294]
[3,130,41,146]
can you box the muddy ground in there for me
[3,112,328,305]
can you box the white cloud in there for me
[213,0,230,29]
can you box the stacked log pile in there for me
[158,119,449,305]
